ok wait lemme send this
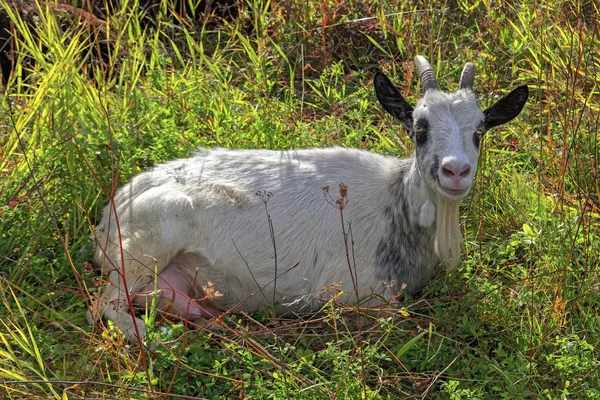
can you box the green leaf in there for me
[395,331,426,359]
[522,223,534,237]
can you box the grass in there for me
[0,0,599,398]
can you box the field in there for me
[1,0,599,398]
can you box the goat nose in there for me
[441,160,471,178]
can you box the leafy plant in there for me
[1,0,599,398]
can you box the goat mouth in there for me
[439,186,469,198]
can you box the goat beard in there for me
[434,197,463,271]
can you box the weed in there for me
[1,0,599,398]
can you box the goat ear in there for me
[374,71,414,131]
[483,85,529,130]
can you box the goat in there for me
[88,56,529,342]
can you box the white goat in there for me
[88,56,529,342]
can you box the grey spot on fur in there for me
[429,155,439,182]
[169,164,188,185]
[375,164,436,294]
[212,184,249,207]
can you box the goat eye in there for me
[473,128,484,147]
[413,119,429,145]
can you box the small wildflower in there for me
[319,282,344,303]
[551,295,567,328]
[159,325,173,336]
[202,281,223,299]
[336,183,349,210]
[398,307,410,317]
[338,183,347,198]
[83,261,94,274]
[255,190,273,203]
[383,279,397,288]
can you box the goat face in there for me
[411,89,483,201]
[374,56,529,203]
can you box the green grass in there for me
[1,0,599,398]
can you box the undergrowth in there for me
[0,0,599,398]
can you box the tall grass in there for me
[1,0,598,398]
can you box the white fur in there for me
[418,200,436,228]
[90,148,436,341]
[410,90,484,270]
[412,89,484,196]
[435,199,462,271]
[88,62,526,342]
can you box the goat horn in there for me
[414,55,439,92]
[459,62,475,90]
